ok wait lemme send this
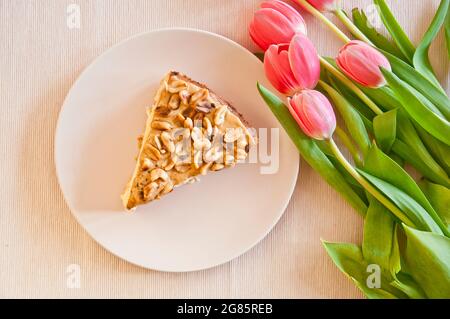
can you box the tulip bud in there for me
[289,34,320,91]
[304,0,337,12]
[249,0,307,51]
[264,35,320,95]
[336,40,392,88]
[288,90,336,140]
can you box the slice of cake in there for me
[121,71,257,210]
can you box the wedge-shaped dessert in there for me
[121,71,256,210]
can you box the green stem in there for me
[328,138,415,227]
[319,57,384,115]
[294,0,351,43]
[334,8,373,45]
[335,127,363,166]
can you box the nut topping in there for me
[211,163,225,171]
[176,113,185,122]
[191,127,203,143]
[154,135,162,150]
[190,88,209,104]
[193,151,202,169]
[199,162,212,175]
[184,117,193,129]
[237,135,248,148]
[164,159,175,171]
[168,80,187,93]
[143,182,159,200]
[168,94,181,110]
[150,168,169,182]
[141,158,154,171]
[204,147,222,163]
[196,101,213,113]
[161,131,175,153]
[174,164,191,173]
[152,120,172,131]
[236,148,247,161]
[147,144,162,161]
[179,90,190,104]
[214,105,228,126]
[203,117,213,137]
[162,180,174,194]
[224,127,243,143]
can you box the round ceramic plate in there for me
[55,28,299,272]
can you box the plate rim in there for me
[54,27,300,272]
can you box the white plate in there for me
[55,28,299,272]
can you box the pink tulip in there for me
[288,90,336,140]
[289,34,320,91]
[304,0,337,12]
[249,0,307,51]
[264,34,320,95]
[337,40,392,88]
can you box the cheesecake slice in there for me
[121,71,257,210]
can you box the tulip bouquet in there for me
[251,0,450,298]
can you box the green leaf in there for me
[383,50,450,119]
[415,125,450,175]
[419,180,450,226]
[352,8,408,63]
[323,67,376,123]
[363,144,449,236]
[389,153,404,168]
[315,139,334,157]
[413,0,449,87]
[363,195,398,274]
[330,161,368,202]
[329,156,368,202]
[373,109,397,153]
[388,227,427,298]
[394,110,450,188]
[395,110,450,188]
[320,81,371,157]
[257,83,368,215]
[391,272,427,299]
[391,139,450,188]
[363,199,427,299]
[389,225,401,276]
[359,86,403,111]
[357,170,444,235]
[323,242,405,299]
[403,225,450,298]
[382,69,450,146]
[374,0,416,64]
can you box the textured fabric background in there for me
[0,0,448,298]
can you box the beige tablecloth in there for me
[1,0,448,298]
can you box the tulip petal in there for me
[289,34,321,90]
[264,44,301,95]
[249,8,297,51]
[289,90,336,140]
[337,40,392,88]
[261,0,307,35]
[306,0,336,12]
